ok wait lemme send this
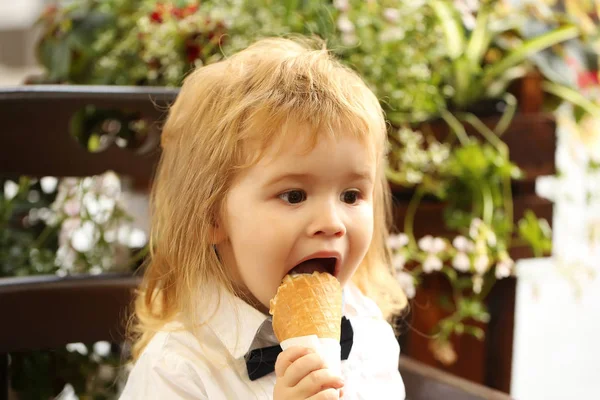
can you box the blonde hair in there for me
[129,36,407,360]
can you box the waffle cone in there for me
[269,272,342,342]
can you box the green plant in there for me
[381,0,582,364]
[2,173,146,398]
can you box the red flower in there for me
[150,3,167,23]
[150,11,163,23]
[185,41,202,63]
[577,70,599,89]
[566,56,599,89]
[172,3,199,19]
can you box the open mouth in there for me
[289,257,337,277]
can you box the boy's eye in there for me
[341,190,360,204]
[279,190,306,204]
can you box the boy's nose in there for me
[308,203,346,238]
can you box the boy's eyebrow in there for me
[263,170,374,187]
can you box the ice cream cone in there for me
[269,271,343,342]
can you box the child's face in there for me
[216,129,376,314]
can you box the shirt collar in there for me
[202,287,270,360]
[201,282,365,360]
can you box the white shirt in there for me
[120,283,405,399]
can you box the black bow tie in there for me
[246,316,354,381]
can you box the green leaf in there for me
[454,322,465,335]
[464,325,485,340]
[518,210,552,256]
[465,5,491,65]
[48,39,72,81]
[439,294,455,312]
[483,25,579,86]
[69,12,114,49]
[430,0,465,60]
[543,81,600,118]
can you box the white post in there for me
[511,108,600,399]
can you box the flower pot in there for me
[391,90,556,393]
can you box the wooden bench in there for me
[0,86,512,399]
[0,273,512,400]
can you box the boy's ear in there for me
[209,218,227,244]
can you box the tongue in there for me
[290,259,327,275]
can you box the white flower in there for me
[128,228,148,248]
[388,233,409,250]
[429,142,450,165]
[474,253,490,274]
[452,236,474,252]
[341,32,357,46]
[473,275,484,294]
[495,257,514,279]
[59,218,81,247]
[418,235,446,254]
[577,114,600,162]
[405,169,424,184]
[380,27,406,43]
[93,341,111,357]
[392,253,407,271]
[455,3,476,30]
[337,15,355,33]
[148,70,159,80]
[396,270,416,299]
[66,342,88,355]
[40,176,58,193]
[383,8,400,23]
[469,218,483,239]
[71,221,99,252]
[97,364,116,382]
[63,198,81,217]
[423,254,443,273]
[452,252,471,272]
[117,225,133,245]
[37,207,51,222]
[61,177,79,191]
[89,266,103,275]
[55,245,77,270]
[486,231,497,247]
[4,180,18,200]
[83,192,116,224]
[333,0,349,11]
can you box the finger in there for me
[283,352,326,387]
[307,388,341,400]
[274,346,312,378]
[296,368,344,398]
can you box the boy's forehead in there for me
[244,122,375,166]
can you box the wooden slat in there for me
[392,194,553,259]
[0,85,178,183]
[399,355,513,400]
[398,274,518,394]
[0,273,141,353]
[415,112,556,180]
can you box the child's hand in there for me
[273,346,344,400]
